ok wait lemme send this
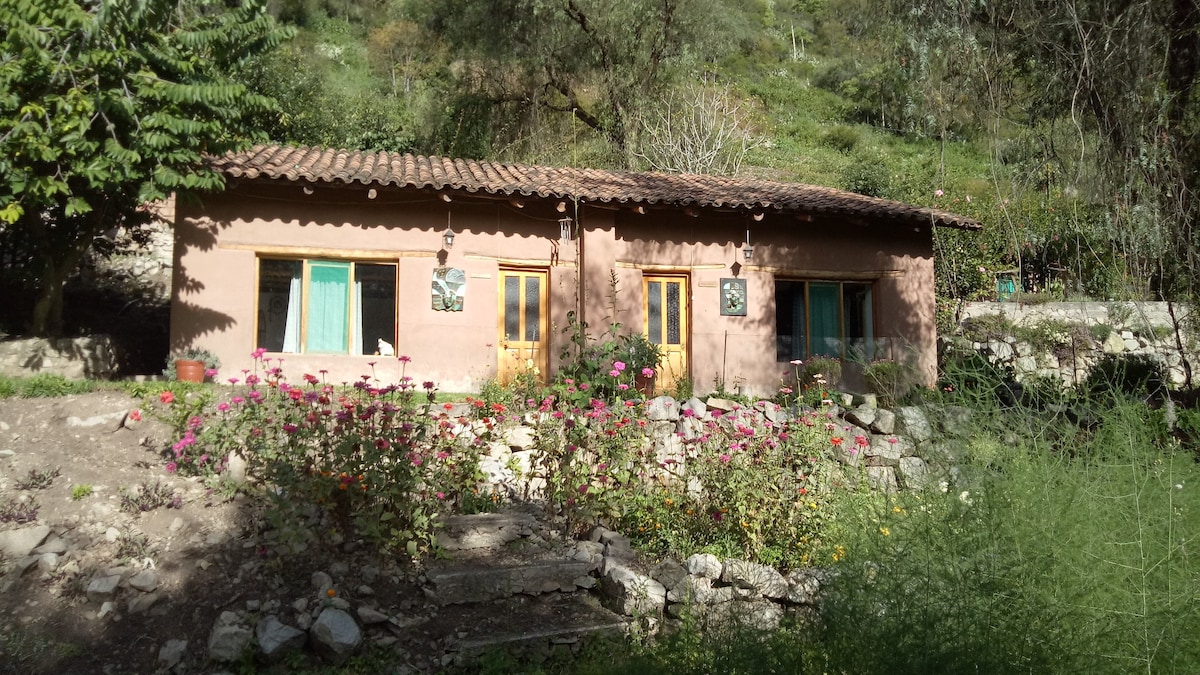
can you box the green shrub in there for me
[821,124,861,153]
[0,374,96,398]
[1084,353,1166,400]
[862,359,914,408]
[956,313,1013,343]
[1088,323,1114,343]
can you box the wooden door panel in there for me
[497,269,548,385]
[643,275,688,394]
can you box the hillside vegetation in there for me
[247,0,1199,307]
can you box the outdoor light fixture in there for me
[558,216,575,241]
[442,227,455,250]
[742,229,754,261]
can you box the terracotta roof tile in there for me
[211,144,981,230]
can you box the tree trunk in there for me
[28,217,103,337]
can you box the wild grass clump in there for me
[810,390,1200,673]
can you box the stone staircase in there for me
[420,508,629,667]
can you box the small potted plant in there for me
[166,347,220,383]
[621,332,663,396]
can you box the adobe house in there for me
[170,145,979,396]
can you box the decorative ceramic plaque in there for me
[720,278,747,316]
[432,267,467,311]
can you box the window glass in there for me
[775,280,871,361]
[256,258,395,355]
[257,259,302,353]
[307,261,350,353]
[356,264,397,355]
[503,275,520,341]
[808,283,841,357]
[524,275,540,341]
[666,281,681,345]
[647,281,662,344]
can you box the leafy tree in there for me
[409,0,746,165]
[0,0,290,335]
[877,0,1200,298]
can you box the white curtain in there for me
[282,269,302,353]
[352,275,364,355]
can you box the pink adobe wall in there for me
[606,211,936,396]
[171,182,936,397]
[172,184,579,391]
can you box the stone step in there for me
[435,592,627,666]
[435,511,540,551]
[424,559,596,605]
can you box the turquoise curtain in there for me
[307,261,350,353]
[809,282,841,357]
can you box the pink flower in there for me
[398,355,411,363]
[719,453,732,463]
[227,377,240,385]
[205,368,218,378]
[618,384,629,391]
[436,492,446,500]
[217,402,230,412]
[165,461,177,473]
[128,409,142,421]
[609,369,620,377]
[251,347,267,359]
[578,484,589,495]
[935,189,944,197]
[159,391,175,404]
[855,435,869,449]
[641,367,654,377]
[613,361,626,371]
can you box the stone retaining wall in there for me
[952,301,1196,387]
[0,335,120,380]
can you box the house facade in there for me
[170,145,978,396]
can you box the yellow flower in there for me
[809,502,818,510]
[879,527,890,537]
[831,545,846,562]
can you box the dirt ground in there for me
[0,390,436,674]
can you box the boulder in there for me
[207,611,252,663]
[310,608,362,664]
[600,564,667,616]
[255,615,306,664]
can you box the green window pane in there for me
[308,261,350,353]
[809,283,841,357]
[504,276,520,340]
[647,281,662,344]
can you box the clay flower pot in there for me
[635,373,656,397]
[175,359,205,383]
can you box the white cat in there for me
[377,338,395,356]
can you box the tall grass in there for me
[583,394,1200,674]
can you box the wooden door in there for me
[497,269,549,385]
[643,274,688,393]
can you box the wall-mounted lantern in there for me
[442,227,456,250]
[742,228,754,261]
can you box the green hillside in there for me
[242,0,1198,309]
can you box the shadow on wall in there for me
[0,335,119,379]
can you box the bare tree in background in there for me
[634,84,762,175]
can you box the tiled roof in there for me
[211,145,981,230]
